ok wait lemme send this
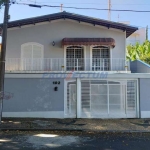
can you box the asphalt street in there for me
[0,131,150,150]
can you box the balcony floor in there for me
[5,70,131,74]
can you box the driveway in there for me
[1,118,150,132]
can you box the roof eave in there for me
[0,12,138,38]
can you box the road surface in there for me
[0,131,150,150]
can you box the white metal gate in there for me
[64,80,77,118]
[65,79,137,118]
[81,80,137,118]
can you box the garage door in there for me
[81,80,137,118]
[65,79,138,118]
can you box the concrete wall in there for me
[3,78,64,118]
[130,60,150,73]
[140,78,150,118]
[5,73,150,119]
[6,19,126,59]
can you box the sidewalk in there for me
[0,118,150,132]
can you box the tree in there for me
[0,0,6,7]
[126,40,150,64]
[146,25,148,40]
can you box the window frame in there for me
[21,42,44,70]
[64,45,86,71]
[90,45,112,71]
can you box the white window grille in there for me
[66,46,84,71]
[92,46,110,71]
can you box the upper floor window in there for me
[92,46,110,71]
[92,46,109,59]
[66,46,84,71]
[21,42,44,70]
[21,42,43,59]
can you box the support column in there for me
[77,78,81,118]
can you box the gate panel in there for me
[81,80,137,118]
[64,80,77,118]
[81,80,91,117]
[109,83,126,117]
[91,84,108,117]
[126,80,137,118]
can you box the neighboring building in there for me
[127,27,146,45]
[1,12,150,119]
[119,21,146,45]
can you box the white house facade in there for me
[1,12,150,119]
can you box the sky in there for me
[0,0,150,38]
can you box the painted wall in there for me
[3,78,64,118]
[6,19,126,60]
[130,60,150,73]
[140,78,150,118]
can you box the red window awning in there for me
[62,38,115,48]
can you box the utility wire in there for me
[18,0,150,5]
[7,1,150,30]
[14,2,150,13]
[3,0,150,31]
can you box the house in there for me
[1,11,150,119]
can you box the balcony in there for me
[5,58,130,73]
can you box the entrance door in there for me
[64,80,77,118]
[92,46,110,71]
[66,46,84,71]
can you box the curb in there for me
[0,128,150,133]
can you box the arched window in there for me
[21,42,44,70]
[66,46,84,71]
[92,46,110,71]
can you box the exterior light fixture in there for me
[52,41,55,46]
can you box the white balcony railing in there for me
[5,58,130,72]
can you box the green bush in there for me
[126,40,150,65]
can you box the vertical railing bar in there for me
[107,81,109,116]
[103,59,104,71]
[90,80,91,117]
[58,58,59,71]
[125,81,127,116]
[74,58,75,71]
[25,58,26,71]
[77,59,78,71]
[51,58,52,71]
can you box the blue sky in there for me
[0,0,150,37]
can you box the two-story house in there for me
[1,11,145,119]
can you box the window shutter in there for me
[33,45,42,58]
[32,44,43,70]
[22,45,32,58]
[21,43,43,71]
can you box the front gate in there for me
[65,79,138,118]
[64,80,77,118]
